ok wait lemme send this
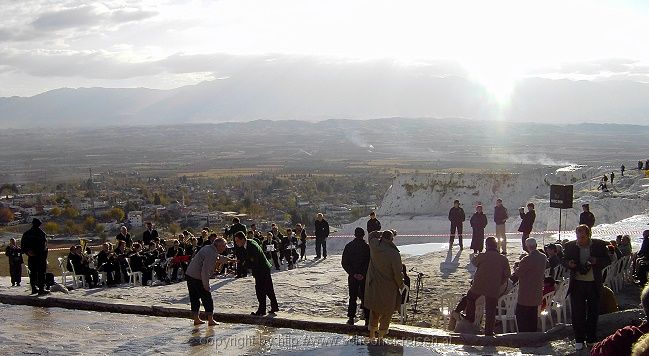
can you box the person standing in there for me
[342,227,371,326]
[115,226,132,249]
[367,211,381,234]
[562,224,611,351]
[518,203,536,252]
[227,217,247,239]
[463,237,511,336]
[364,230,405,343]
[234,232,279,316]
[314,213,330,259]
[295,223,307,261]
[494,199,509,254]
[579,204,595,229]
[21,218,48,295]
[621,164,625,177]
[142,222,158,246]
[610,171,615,186]
[5,238,23,286]
[262,232,280,270]
[185,237,233,326]
[448,200,465,250]
[514,238,547,332]
[470,205,488,254]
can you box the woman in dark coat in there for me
[470,205,488,253]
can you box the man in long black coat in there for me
[342,227,370,326]
[21,218,48,295]
[518,203,536,252]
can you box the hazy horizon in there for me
[2,1,649,126]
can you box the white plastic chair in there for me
[399,286,410,323]
[127,267,143,286]
[495,292,518,333]
[602,265,614,291]
[58,257,85,288]
[549,279,570,324]
[538,292,555,332]
[437,292,463,325]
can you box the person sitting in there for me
[463,236,511,336]
[67,245,99,288]
[591,284,649,355]
[285,227,299,266]
[545,243,561,276]
[166,239,185,281]
[262,232,280,271]
[619,235,633,257]
[635,230,649,285]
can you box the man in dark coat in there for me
[116,226,132,249]
[314,213,330,259]
[227,217,247,239]
[448,200,466,250]
[464,236,511,336]
[142,222,159,246]
[494,199,509,254]
[367,211,381,234]
[234,232,279,316]
[342,227,371,326]
[562,224,611,351]
[518,203,536,252]
[470,205,488,253]
[21,218,48,295]
[579,204,595,229]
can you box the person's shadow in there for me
[366,343,405,356]
[439,248,462,278]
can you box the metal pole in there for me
[558,208,562,243]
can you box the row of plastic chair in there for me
[603,255,632,293]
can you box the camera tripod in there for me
[409,267,427,316]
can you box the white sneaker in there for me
[575,342,584,351]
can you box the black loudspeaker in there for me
[550,185,573,209]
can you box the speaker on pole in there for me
[550,185,573,209]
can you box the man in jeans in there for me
[314,213,330,259]
[341,227,370,325]
[185,237,233,326]
[563,224,611,351]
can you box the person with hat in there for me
[20,218,49,295]
[448,200,466,250]
[579,204,595,229]
[342,227,371,326]
[470,204,488,254]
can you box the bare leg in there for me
[207,313,218,326]
[192,312,205,325]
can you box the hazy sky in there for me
[2,0,649,101]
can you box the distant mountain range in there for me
[1,73,649,128]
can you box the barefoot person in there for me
[185,237,233,326]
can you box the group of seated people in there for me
[450,233,635,334]
[64,219,312,287]
[255,223,307,272]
